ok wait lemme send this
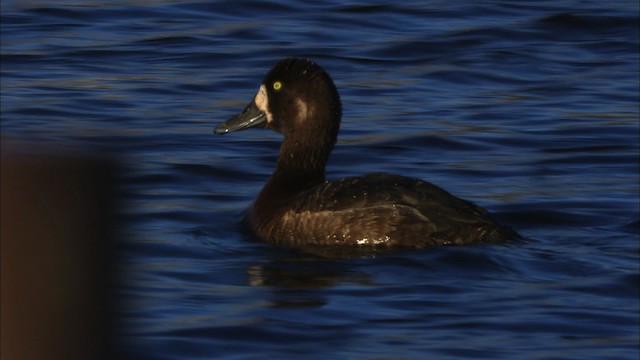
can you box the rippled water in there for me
[2,0,639,359]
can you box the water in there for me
[2,0,639,359]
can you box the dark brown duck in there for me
[215,58,518,248]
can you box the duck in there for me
[214,58,519,248]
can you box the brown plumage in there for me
[215,58,518,248]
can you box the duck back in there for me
[249,173,517,248]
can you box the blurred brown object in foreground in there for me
[1,153,116,360]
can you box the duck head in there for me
[214,58,342,143]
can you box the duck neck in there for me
[250,137,330,226]
[256,95,340,213]
[272,135,332,190]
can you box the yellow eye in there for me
[273,81,283,91]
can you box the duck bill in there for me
[214,101,266,134]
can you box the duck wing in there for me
[283,173,517,247]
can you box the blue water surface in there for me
[2,0,639,359]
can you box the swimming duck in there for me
[214,58,518,248]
